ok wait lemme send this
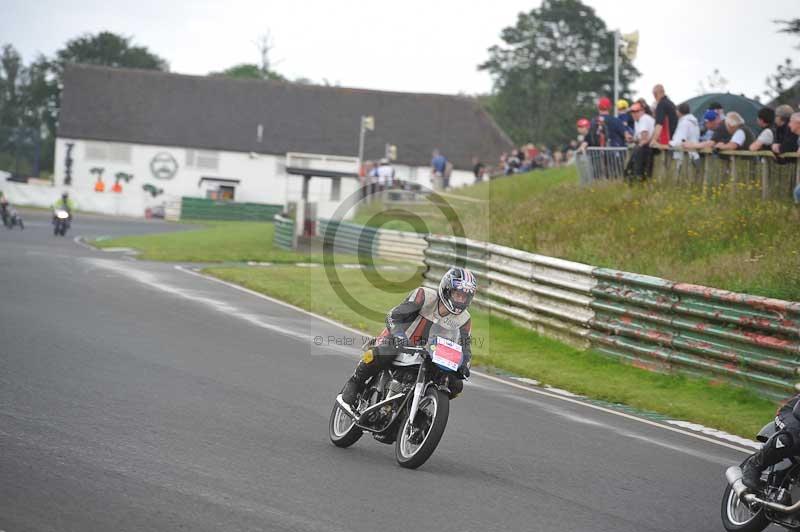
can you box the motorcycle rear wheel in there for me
[329,400,362,448]
[395,388,449,469]
[720,484,768,532]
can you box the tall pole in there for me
[613,30,620,117]
[357,119,366,170]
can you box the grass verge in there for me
[93,221,327,263]
[204,264,776,438]
[357,166,800,300]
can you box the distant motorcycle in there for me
[723,417,800,531]
[4,208,23,230]
[329,324,464,469]
[53,209,70,236]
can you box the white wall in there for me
[1,180,151,217]
[53,138,361,219]
[373,163,477,190]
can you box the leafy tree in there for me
[0,44,24,127]
[479,0,639,146]
[2,32,168,173]
[210,31,287,81]
[210,63,286,81]
[763,19,800,104]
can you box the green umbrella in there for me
[681,92,765,133]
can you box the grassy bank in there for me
[93,221,323,263]
[357,166,800,300]
[205,264,776,438]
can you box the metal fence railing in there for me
[578,146,800,203]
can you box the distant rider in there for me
[53,191,76,220]
[340,267,477,408]
[0,192,9,226]
[741,394,800,492]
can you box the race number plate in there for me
[431,337,463,372]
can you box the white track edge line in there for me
[176,265,754,455]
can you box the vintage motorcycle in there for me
[329,324,465,469]
[723,415,800,531]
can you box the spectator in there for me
[691,110,721,143]
[772,105,798,161]
[431,149,447,189]
[651,84,678,147]
[617,99,634,133]
[581,97,627,149]
[669,102,700,163]
[443,159,454,189]
[576,118,590,143]
[690,109,731,149]
[472,156,486,183]
[635,98,653,116]
[714,112,753,151]
[708,101,725,118]
[505,148,521,175]
[749,107,776,151]
[790,112,800,204]
[625,102,656,180]
[376,158,395,190]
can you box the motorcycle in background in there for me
[53,209,70,236]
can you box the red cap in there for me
[576,118,590,128]
[597,97,612,111]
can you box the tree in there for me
[210,31,287,81]
[763,19,800,104]
[7,32,168,173]
[479,0,639,145]
[696,68,729,95]
[0,44,24,127]
[210,63,286,81]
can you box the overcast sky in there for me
[3,0,799,104]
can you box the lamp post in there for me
[357,115,374,170]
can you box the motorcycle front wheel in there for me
[329,400,362,448]
[720,484,768,532]
[395,387,449,469]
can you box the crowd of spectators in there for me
[575,84,800,190]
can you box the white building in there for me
[48,64,513,219]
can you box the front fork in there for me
[407,362,427,426]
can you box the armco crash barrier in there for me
[422,235,595,347]
[317,219,426,264]
[273,215,295,250]
[589,270,800,401]
[421,234,800,401]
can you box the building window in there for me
[84,142,131,162]
[186,149,219,170]
[207,185,235,201]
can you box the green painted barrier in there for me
[181,197,282,221]
[273,215,295,250]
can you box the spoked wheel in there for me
[395,388,449,469]
[720,484,768,532]
[329,399,362,448]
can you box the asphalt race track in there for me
[0,211,755,531]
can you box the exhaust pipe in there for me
[335,395,358,421]
[726,465,800,513]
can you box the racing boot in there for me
[341,351,378,408]
[741,431,792,492]
[740,450,767,492]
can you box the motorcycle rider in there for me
[741,394,800,492]
[53,191,76,224]
[0,192,9,227]
[340,267,477,408]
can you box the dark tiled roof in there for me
[58,64,513,169]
